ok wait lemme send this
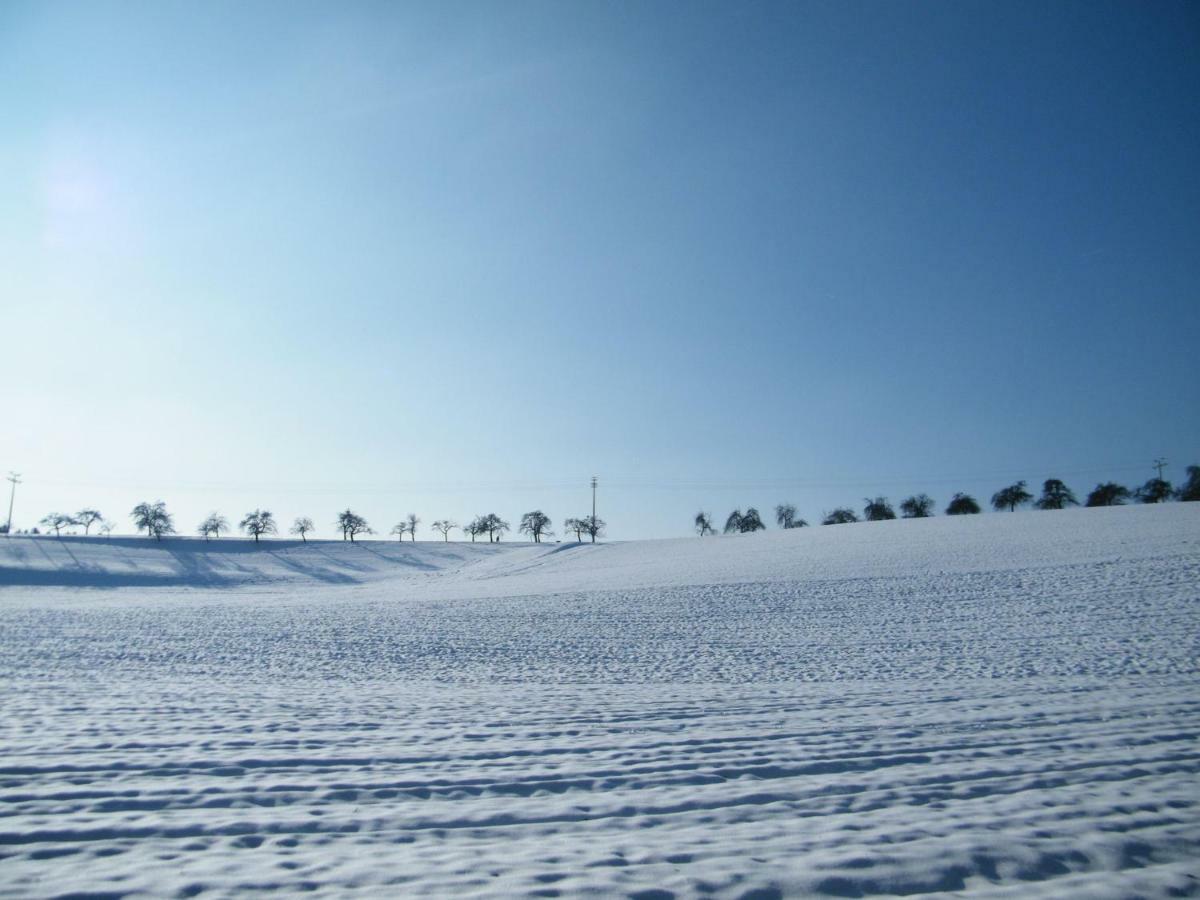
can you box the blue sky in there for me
[2,0,1197,539]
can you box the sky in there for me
[1,0,1198,540]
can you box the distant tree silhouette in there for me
[240,510,277,543]
[562,517,584,541]
[1035,479,1078,510]
[899,494,934,518]
[863,497,896,521]
[482,513,510,542]
[991,481,1032,512]
[775,504,808,528]
[945,493,981,515]
[1136,478,1173,504]
[694,512,716,536]
[741,508,766,532]
[132,501,175,540]
[1177,466,1200,502]
[431,519,457,541]
[336,509,371,542]
[519,510,553,543]
[724,510,744,534]
[40,512,76,536]
[390,522,406,541]
[582,514,606,543]
[1085,482,1130,507]
[822,508,858,525]
[463,518,484,542]
[405,513,420,540]
[98,520,115,538]
[198,513,229,541]
[290,517,315,541]
[75,508,103,535]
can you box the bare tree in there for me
[822,508,858,525]
[240,510,277,543]
[463,518,484,542]
[863,497,896,521]
[76,508,104,535]
[40,512,77,536]
[98,520,115,538]
[899,494,935,518]
[390,521,407,541]
[775,504,809,529]
[741,508,766,532]
[991,481,1033,512]
[581,514,605,543]
[1177,466,1200,502]
[1035,479,1078,510]
[482,513,510,542]
[405,513,420,541]
[198,513,229,541]
[290,517,315,541]
[431,519,457,541]
[694,512,715,536]
[131,501,175,540]
[1136,478,1173,504]
[945,493,981,515]
[519,510,553,543]
[336,509,372,542]
[724,510,743,534]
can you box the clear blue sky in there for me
[2,0,1197,539]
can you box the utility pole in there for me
[5,472,20,536]
[1154,458,1168,481]
[591,475,598,521]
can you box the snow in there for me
[1,504,1198,898]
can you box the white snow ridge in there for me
[1,504,1198,899]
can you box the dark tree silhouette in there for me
[899,494,934,518]
[198,513,229,541]
[431,520,457,541]
[1177,466,1200,502]
[240,510,277,542]
[336,509,371,542]
[1035,479,1078,510]
[863,497,896,521]
[290,517,315,541]
[464,517,484,542]
[564,517,586,541]
[694,512,715,536]
[991,481,1033,512]
[582,514,605,543]
[724,510,743,534]
[1085,482,1131,507]
[75,508,103,535]
[1136,478,1173,504]
[40,513,76,536]
[945,493,981,515]
[775,504,807,528]
[519,510,553,543]
[405,513,420,541]
[822,508,858,525]
[390,521,407,541]
[132,501,175,540]
[740,508,766,532]
[482,513,510,542]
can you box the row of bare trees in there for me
[694,469,1200,534]
[26,502,612,544]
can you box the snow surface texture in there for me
[1,505,1198,899]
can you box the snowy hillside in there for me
[1,504,1198,898]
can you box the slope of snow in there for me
[1,504,1198,898]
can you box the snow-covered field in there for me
[2,505,1198,898]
